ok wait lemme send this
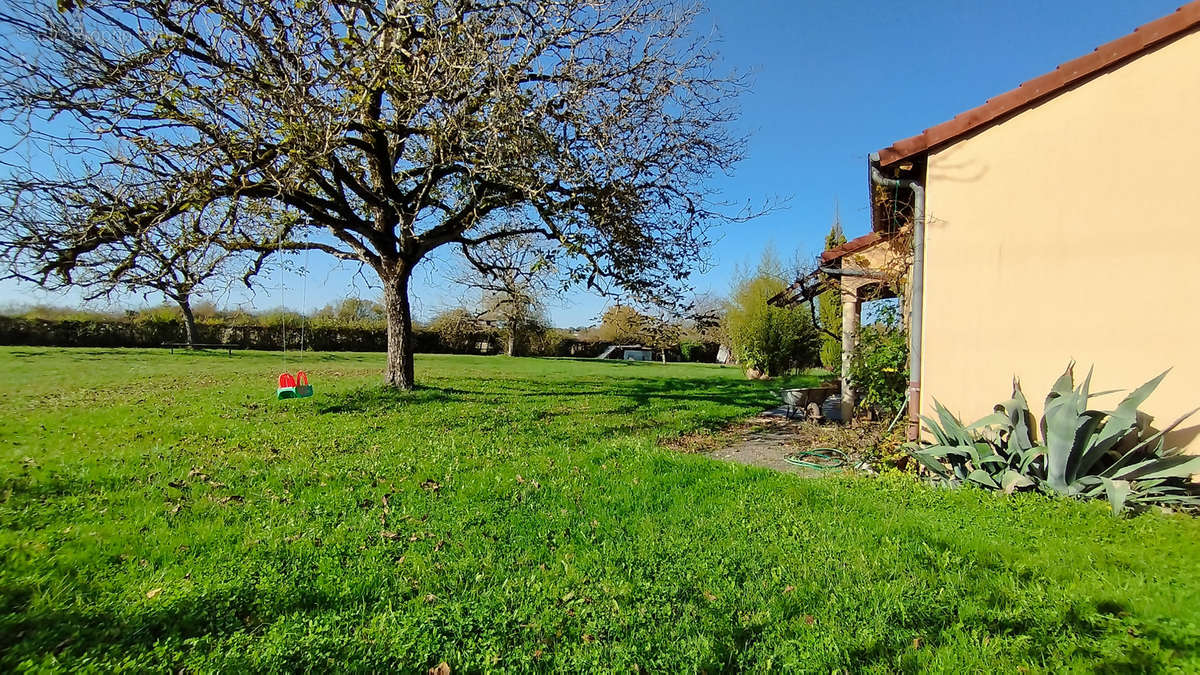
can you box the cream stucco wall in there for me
[921,29,1200,451]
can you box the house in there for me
[774,2,1200,450]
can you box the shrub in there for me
[723,253,819,377]
[133,304,181,326]
[591,305,650,344]
[911,364,1200,515]
[847,303,908,418]
[679,340,701,362]
[428,308,486,353]
[311,298,386,329]
[817,221,846,370]
[527,327,572,357]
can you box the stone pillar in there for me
[840,284,861,420]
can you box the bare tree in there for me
[2,193,256,346]
[591,302,684,362]
[635,310,682,363]
[105,221,251,347]
[454,233,555,357]
[0,0,750,389]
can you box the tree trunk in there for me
[178,296,198,348]
[382,265,416,389]
[506,327,517,357]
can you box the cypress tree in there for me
[817,213,846,370]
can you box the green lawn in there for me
[2,348,1200,671]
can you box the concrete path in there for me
[703,407,838,476]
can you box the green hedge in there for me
[0,316,465,353]
[0,316,718,360]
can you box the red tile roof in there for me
[820,231,885,263]
[876,2,1200,167]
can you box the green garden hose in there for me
[784,447,850,470]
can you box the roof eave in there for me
[876,2,1200,168]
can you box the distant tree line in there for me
[0,300,721,360]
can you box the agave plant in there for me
[910,364,1200,514]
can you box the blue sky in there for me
[0,0,1183,326]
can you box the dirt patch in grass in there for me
[665,413,907,474]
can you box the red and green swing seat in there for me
[276,371,313,399]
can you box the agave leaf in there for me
[966,469,1000,490]
[1099,477,1132,515]
[1069,474,1104,498]
[915,445,958,459]
[1077,366,1094,413]
[1073,420,1135,481]
[1113,370,1171,421]
[1144,493,1193,503]
[1064,411,1106,483]
[1133,410,1154,435]
[1007,419,1034,454]
[912,451,951,478]
[1136,483,1188,495]
[1106,457,1158,479]
[1001,470,1034,494]
[1128,492,1200,504]
[1043,389,1086,494]
[996,379,1036,448]
[933,399,974,446]
[1083,370,1173,473]
[1045,362,1075,411]
[1019,446,1046,475]
[920,414,953,447]
[968,412,1009,431]
[1101,406,1200,477]
[1113,455,1200,482]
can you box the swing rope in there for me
[273,230,313,399]
[278,229,286,367]
[299,246,310,357]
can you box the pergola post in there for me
[840,284,861,420]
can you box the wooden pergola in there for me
[770,229,911,419]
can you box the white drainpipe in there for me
[868,152,925,439]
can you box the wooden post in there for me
[840,283,861,421]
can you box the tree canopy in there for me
[454,235,554,356]
[818,215,846,369]
[723,251,819,377]
[0,0,750,387]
